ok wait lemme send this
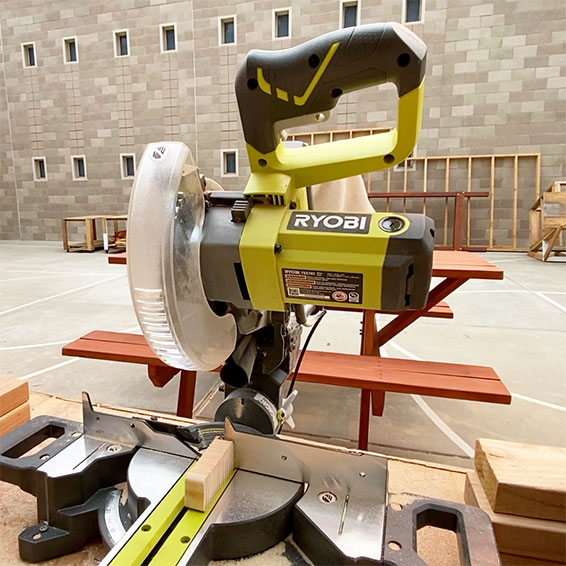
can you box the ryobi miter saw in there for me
[127,21,434,435]
[0,23,499,566]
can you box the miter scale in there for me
[0,22,499,565]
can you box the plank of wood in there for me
[185,438,234,512]
[108,252,127,264]
[81,331,148,346]
[63,331,510,406]
[0,402,31,437]
[298,351,511,404]
[465,472,566,563]
[475,438,566,522]
[62,338,170,366]
[0,378,29,418]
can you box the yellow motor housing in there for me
[239,205,434,312]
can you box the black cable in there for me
[277,309,327,433]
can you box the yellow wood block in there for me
[185,438,234,512]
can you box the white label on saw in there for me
[254,392,278,428]
[149,145,169,161]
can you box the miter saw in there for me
[0,23,499,566]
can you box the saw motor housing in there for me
[201,192,434,312]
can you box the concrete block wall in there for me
[0,0,564,241]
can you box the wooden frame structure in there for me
[288,129,541,252]
[529,180,566,261]
[367,191,489,251]
[367,153,540,251]
[61,215,105,252]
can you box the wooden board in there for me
[63,331,512,407]
[465,472,566,563]
[475,438,566,522]
[185,438,234,511]
[0,402,31,437]
[0,377,29,418]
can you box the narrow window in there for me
[220,17,235,45]
[114,31,129,57]
[405,0,422,22]
[22,43,36,67]
[121,154,136,178]
[72,156,87,180]
[63,37,78,63]
[222,151,237,176]
[161,24,176,52]
[342,2,358,28]
[33,158,47,181]
[274,10,290,38]
[394,150,416,172]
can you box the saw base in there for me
[0,395,500,565]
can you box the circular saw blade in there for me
[127,141,236,371]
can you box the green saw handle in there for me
[235,23,427,196]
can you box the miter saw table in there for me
[0,394,500,566]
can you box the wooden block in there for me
[185,438,234,512]
[0,377,29,418]
[0,402,31,437]
[465,472,566,563]
[475,438,566,522]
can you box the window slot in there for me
[72,156,87,180]
[342,2,358,28]
[161,24,177,52]
[63,37,78,63]
[220,17,236,45]
[114,30,129,57]
[404,0,423,23]
[121,154,136,178]
[33,157,47,181]
[22,43,36,67]
[222,150,237,176]
[274,10,290,38]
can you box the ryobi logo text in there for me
[287,212,371,234]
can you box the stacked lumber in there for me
[0,377,30,437]
[465,438,566,564]
[185,438,234,512]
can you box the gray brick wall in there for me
[0,0,564,242]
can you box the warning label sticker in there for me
[282,269,363,305]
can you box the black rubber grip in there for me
[235,22,426,155]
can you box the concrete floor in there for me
[1,241,565,467]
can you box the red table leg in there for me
[376,277,467,347]
[358,310,382,450]
[177,370,197,418]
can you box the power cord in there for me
[277,309,327,433]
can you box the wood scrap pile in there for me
[465,438,566,565]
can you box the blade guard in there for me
[127,142,237,371]
[235,22,426,200]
